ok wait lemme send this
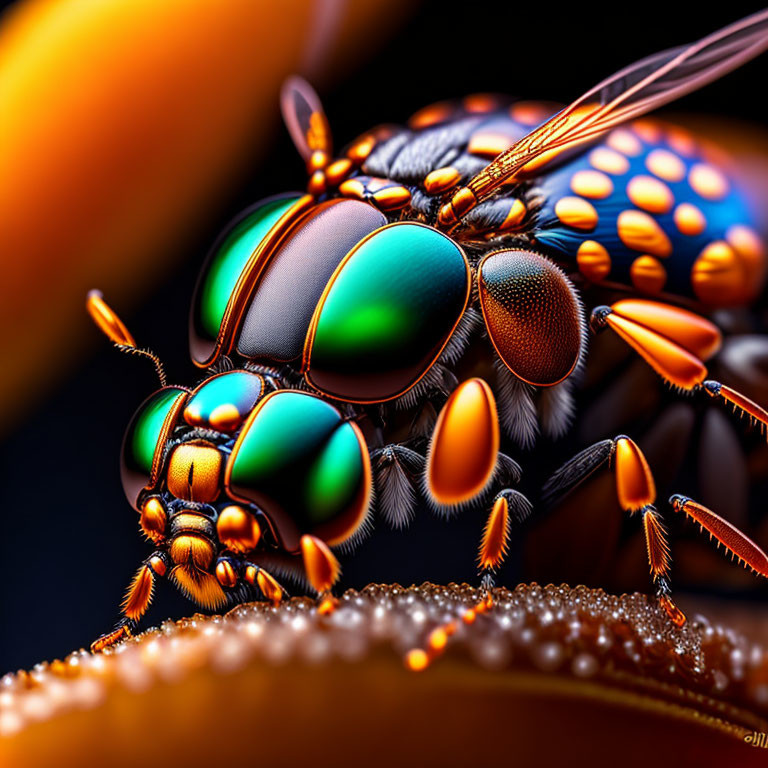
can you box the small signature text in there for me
[744,731,768,748]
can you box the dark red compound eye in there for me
[478,249,584,387]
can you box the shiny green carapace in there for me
[305,223,469,402]
[121,386,187,506]
[190,195,301,357]
[227,391,369,552]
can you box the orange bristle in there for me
[171,565,227,610]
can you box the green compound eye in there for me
[121,386,188,508]
[225,391,371,553]
[304,222,470,403]
[189,194,303,365]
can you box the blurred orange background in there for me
[0,0,408,433]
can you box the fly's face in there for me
[79,335,372,647]
[120,371,372,556]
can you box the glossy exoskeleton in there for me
[89,11,768,658]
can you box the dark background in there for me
[2,0,767,673]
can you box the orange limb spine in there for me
[244,566,284,606]
[642,507,670,579]
[122,565,155,621]
[478,496,510,571]
[405,488,527,671]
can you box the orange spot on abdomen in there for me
[689,163,729,201]
[630,256,667,294]
[626,176,674,214]
[691,241,748,305]
[674,203,706,236]
[570,170,613,199]
[554,197,598,231]
[645,149,686,182]
[577,241,611,282]
[617,210,672,258]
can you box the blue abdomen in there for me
[532,122,764,306]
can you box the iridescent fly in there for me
[88,11,768,657]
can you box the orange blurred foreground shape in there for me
[0,0,406,432]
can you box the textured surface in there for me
[478,250,583,386]
[236,200,385,362]
[190,195,300,353]
[2,583,768,767]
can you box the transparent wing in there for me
[439,9,768,227]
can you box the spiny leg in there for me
[478,490,533,592]
[641,506,683,626]
[91,552,169,652]
[213,507,288,605]
[407,379,534,669]
[405,488,533,672]
[702,380,768,436]
[670,495,768,577]
[544,434,686,626]
[590,299,768,434]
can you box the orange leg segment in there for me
[244,563,286,606]
[670,495,768,577]
[405,488,531,672]
[703,381,768,435]
[591,302,768,437]
[300,535,341,615]
[545,435,686,626]
[91,552,168,653]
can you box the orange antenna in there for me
[438,9,768,229]
[86,290,168,387]
[280,76,333,174]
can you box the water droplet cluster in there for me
[1,583,766,738]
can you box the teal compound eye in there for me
[224,390,371,554]
[189,194,309,367]
[183,370,264,433]
[303,222,470,403]
[121,386,188,508]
